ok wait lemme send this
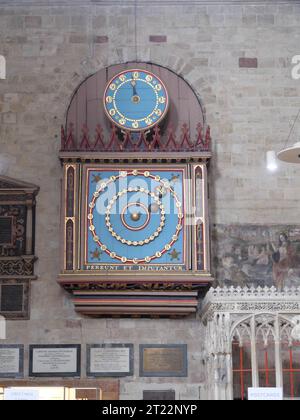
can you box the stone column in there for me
[25,199,33,255]
[204,312,232,400]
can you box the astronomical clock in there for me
[58,65,213,317]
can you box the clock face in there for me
[84,166,188,271]
[103,69,169,131]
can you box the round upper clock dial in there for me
[103,69,169,132]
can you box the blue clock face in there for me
[104,69,169,131]
[84,166,188,272]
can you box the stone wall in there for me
[0,0,300,399]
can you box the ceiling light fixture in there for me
[277,109,300,164]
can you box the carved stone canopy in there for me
[0,176,39,197]
[201,286,300,322]
[0,176,39,319]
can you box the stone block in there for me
[25,16,42,29]
[2,112,17,124]
[239,57,258,68]
[149,35,167,43]
[93,35,109,44]
[69,34,88,44]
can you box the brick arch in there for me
[63,61,207,145]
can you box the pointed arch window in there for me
[281,320,300,399]
[232,320,252,400]
[256,317,276,388]
[231,315,300,400]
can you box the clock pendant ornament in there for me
[103,69,169,132]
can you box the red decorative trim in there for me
[61,123,211,153]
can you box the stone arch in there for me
[55,56,210,127]
[64,61,207,146]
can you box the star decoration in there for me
[92,174,102,183]
[170,174,180,183]
[169,248,181,261]
[90,248,102,261]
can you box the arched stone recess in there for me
[55,56,210,129]
[62,61,208,148]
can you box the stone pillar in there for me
[204,312,232,400]
[25,200,33,255]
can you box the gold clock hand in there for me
[131,79,138,96]
[131,79,140,104]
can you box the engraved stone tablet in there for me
[87,344,133,377]
[140,345,187,377]
[29,345,81,377]
[0,345,24,378]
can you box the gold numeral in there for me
[109,109,116,116]
[156,84,162,91]
[119,118,126,125]
[119,74,126,82]
[106,96,113,103]
[133,72,139,79]
[132,121,139,129]
[145,118,152,125]
[155,109,162,116]
[146,75,153,82]
[110,83,116,91]
[159,97,166,104]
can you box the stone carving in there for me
[0,258,35,277]
[202,286,300,321]
[213,225,300,289]
[0,205,27,257]
[291,316,300,341]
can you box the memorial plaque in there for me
[0,345,24,378]
[143,390,176,400]
[0,280,29,320]
[140,345,187,377]
[1,285,24,312]
[29,345,81,377]
[87,344,133,377]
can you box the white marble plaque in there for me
[0,348,20,374]
[32,348,78,374]
[90,347,130,373]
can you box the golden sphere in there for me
[131,212,141,222]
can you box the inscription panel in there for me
[140,344,187,377]
[0,345,24,378]
[87,344,133,377]
[143,390,176,400]
[29,345,81,377]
